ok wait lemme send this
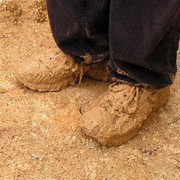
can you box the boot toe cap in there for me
[80,107,142,147]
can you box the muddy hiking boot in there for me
[13,47,109,92]
[80,83,170,146]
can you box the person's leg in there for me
[108,0,180,89]
[46,0,110,64]
[80,1,180,146]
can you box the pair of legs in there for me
[14,1,180,146]
[47,0,180,89]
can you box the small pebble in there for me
[42,114,48,120]
[32,154,38,159]
[32,123,36,127]
[31,132,37,137]
[71,136,76,143]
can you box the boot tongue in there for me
[101,83,140,115]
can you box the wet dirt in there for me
[0,0,180,179]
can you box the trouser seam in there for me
[77,0,89,56]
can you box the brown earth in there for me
[0,0,180,179]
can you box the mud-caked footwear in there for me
[80,83,170,146]
[13,47,109,92]
[83,60,109,82]
[13,47,81,92]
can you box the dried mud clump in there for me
[2,0,23,24]
[31,0,47,23]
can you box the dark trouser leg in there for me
[108,0,180,89]
[46,0,110,64]
[46,0,180,89]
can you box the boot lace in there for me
[103,82,140,115]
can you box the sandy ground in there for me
[0,0,180,179]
